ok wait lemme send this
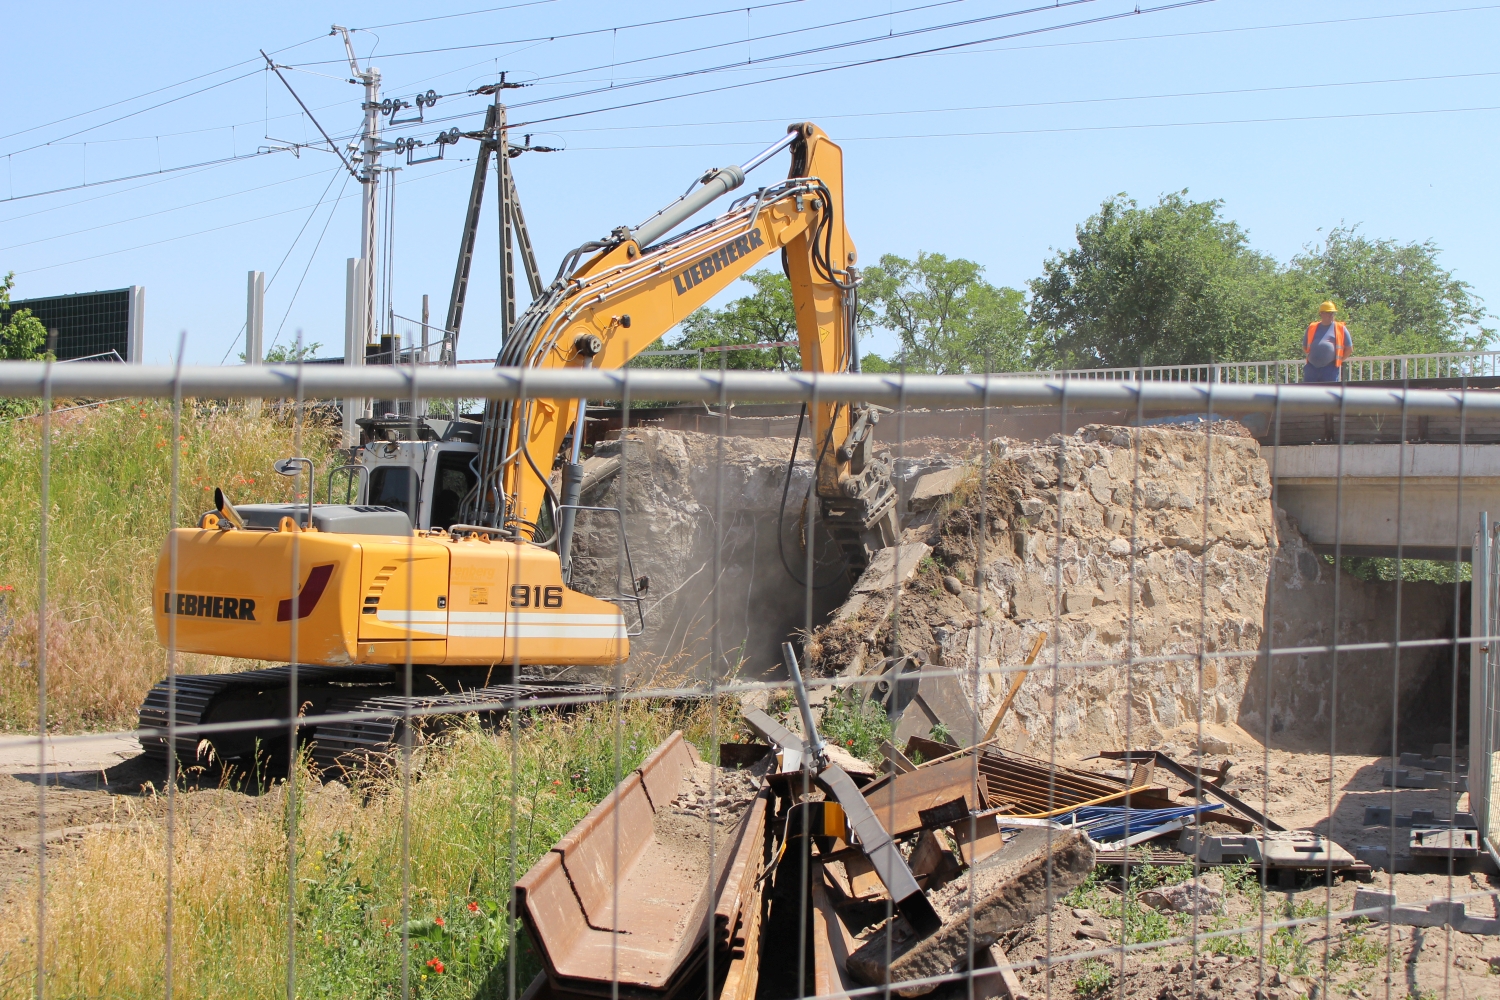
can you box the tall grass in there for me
[0,400,342,731]
[0,699,736,998]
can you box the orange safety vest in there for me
[1304,321,1351,366]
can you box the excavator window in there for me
[430,450,477,530]
[369,466,417,521]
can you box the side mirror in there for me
[273,457,315,526]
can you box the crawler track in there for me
[138,667,613,774]
[309,682,614,773]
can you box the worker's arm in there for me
[471,124,859,540]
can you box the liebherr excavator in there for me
[138,123,898,771]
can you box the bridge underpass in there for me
[1263,443,1500,559]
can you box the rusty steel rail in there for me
[514,732,764,1000]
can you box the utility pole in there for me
[333,24,380,445]
[443,76,543,364]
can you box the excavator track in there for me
[138,665,402,767]
[139,667,614,775]
[310,681,614,774]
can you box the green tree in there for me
[1271,226,1492,358]
[636,271,801,371]
[0,273,49,361]
[860,252,1035,373]
[1028,192,1285,367]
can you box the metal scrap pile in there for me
[514,704,1389,1000]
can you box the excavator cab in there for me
[331,415,484,532]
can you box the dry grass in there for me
[0,400,342,732]
[0,698,738,999]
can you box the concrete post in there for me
[343,258,367,447]
[245,270,264,414]
[126,285,145,363]
[245,271,264,365]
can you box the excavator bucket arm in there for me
[465,123,896,578]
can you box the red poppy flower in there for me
[468,901,480,913]
[427,958,445,974]
[433,916,445,927]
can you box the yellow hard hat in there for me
[1318,301,1338,313]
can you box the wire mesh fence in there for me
[0,362,1496,1000]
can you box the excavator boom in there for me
[464,123,896,577]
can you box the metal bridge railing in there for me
[993,349,1500,385]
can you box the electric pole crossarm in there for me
[259,51,360,182]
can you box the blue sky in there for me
[3,0,1497,365]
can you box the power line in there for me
[291,0,816,67]
[553,103,1500,150]
[13,159,467,276]
[0,161,229,225]
[0,148,290,204]
[0,62,261,146]
[542,69,1500,136]
[303,0,1126,145]
[353,0,559,31]
[219,164,349,363]
[16,193,348,274]
[507,0,1218,128]
[265,171,354,356]
[318,0,1500,144]
[0,30,330,149]
[3,69,264,159]
[523,0,989,85]
[0,166,335,253]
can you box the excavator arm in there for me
[463,123,897,579]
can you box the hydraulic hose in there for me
[776,404,849,590]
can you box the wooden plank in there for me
[982,632,1047,741]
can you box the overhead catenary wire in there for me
[0,165,340,254]
[266,169,358,357]
[14,158,457,277]
[216,163,350,364]
[299,0,1203,146]
[0,148,288,205]
[546,102,1500,152]
[294,0,819,67]
[0,30,330,149]
[536,68,1500,137]
[261,51,361,181]
[317,0,1124,138]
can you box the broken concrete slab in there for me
[910,468,966,512]
[845,831,1095,993]
[1138,873,1223,915]
[853,543,932,595]
[1350,888,1500,934]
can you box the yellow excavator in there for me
[139,123,897,770]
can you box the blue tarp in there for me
[1044,804,1223,843]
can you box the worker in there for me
[1303,301,1352,383]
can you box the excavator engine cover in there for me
[153,519,628,667]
